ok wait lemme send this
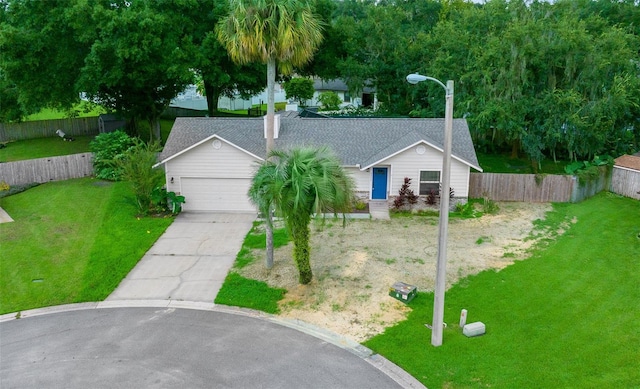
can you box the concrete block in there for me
[463,321,486,337]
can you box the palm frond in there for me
[216,0,323,71]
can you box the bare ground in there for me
[239,202,553,342]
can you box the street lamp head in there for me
[406,73,428,85]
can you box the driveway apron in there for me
[107,212,255,302]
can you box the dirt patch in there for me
[239,202,552,342]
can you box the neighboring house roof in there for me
[614,154,640,171]
[158,111,482,171]
[313,79,376,94]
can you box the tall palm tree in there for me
[216,0,323,268]
[249,146,355,284]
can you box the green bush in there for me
[89,130,136,180]
[317,91,342,111]
[482,195,499,214]
[454,201,476,217]
[115,139,165,215]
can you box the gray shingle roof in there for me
[159,112,482,171]
[313,79,376,94]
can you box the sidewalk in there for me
[369,200,391,220]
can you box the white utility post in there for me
[406,73,454,347]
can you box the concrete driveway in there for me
[107,212,256,302]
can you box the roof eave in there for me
[360,140,483,172]
[154,134,265,168]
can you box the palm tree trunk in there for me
[266,57,276,152]
[264,57,277,269]
[265,211,274,269]
[291,219,312,284]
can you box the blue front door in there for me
[372,167,388,199]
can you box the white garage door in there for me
[180,177,255,212]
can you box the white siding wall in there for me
[383,144,471,198]
[346,167,371,193]
[164,138,260,194]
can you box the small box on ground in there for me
[389,282,417,303]
[463,321,486,337]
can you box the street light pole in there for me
[406,73,454,347]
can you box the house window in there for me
[419,171,440,195]
[344,92,351,103]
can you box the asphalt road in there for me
[1,307,416,389]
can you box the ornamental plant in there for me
[89,130,136,180]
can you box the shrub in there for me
[454,201,475,217]
[114,139,165,215]
[89,130,136,180]
[482,195,499,214]
[426,189,438,205]
[393,177,419,210]
[564,155,614,185]
[0,182,40,198]
[355,199,368,211]
[317,91,342,111]
[151,187,185,215]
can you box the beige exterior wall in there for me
[345,167,371,194]
[161,139,472,211]
[381,144,471,198]
[164,137,260,195]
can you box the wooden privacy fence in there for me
[610,167,640,200]
[0,153,93,186]
[0,117,100,142]
[470,171,613,203]
[469,173,574,202]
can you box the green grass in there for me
[243,222,290,249]
[133,119,175,143]
[0,178,173,313]
[477,152,570,174]
[364,192,640,388]
[0,118,176,163]
[25,102,107,121]
[214,221,290,311]
[0,135,95,162]
[214,272,286,314]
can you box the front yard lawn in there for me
[216,193,639,388]
[365,193,640,388]
[0,178,173,314]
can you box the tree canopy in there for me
[282,77,315,106]
[0,0,270,132]
[323,0,639,163]
[1,0,637,161]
